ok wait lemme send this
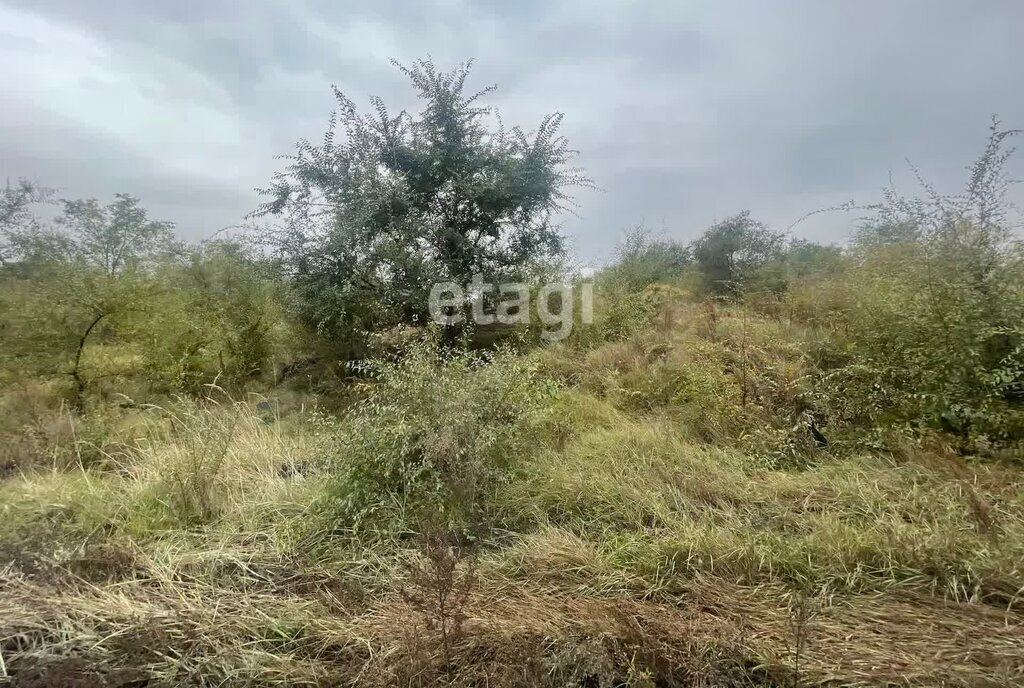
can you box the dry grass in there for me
[2,562,1022,687]
[2,307,1024,685]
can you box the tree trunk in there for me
[70,312,106,415]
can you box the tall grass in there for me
[3,238,1024,685]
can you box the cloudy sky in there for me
[2,0,1022,262]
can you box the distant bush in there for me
[599,227,691,291]
[140,241,294,391]
[2,216,296,405]
[690,211,784,296]
[566,283,666,347]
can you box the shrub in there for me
[690,211,784,296]
[599,227,691,292]
[317,336,551,535]
[134,246,292,393]
[834,123,1024,447]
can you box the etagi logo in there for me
[428,274,593,341]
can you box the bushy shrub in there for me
[830,123,1024,447]
[317,336,552,535]
[138,241,294,392]
[835,241,1024,445]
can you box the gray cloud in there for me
[2,0,1022,262]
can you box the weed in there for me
[402,520,478,679]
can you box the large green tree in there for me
[254,58,588,357]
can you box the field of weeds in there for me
[2,299,1022,687]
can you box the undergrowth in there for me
[3,297,1023,686]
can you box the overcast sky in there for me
[2,0,1022,262]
